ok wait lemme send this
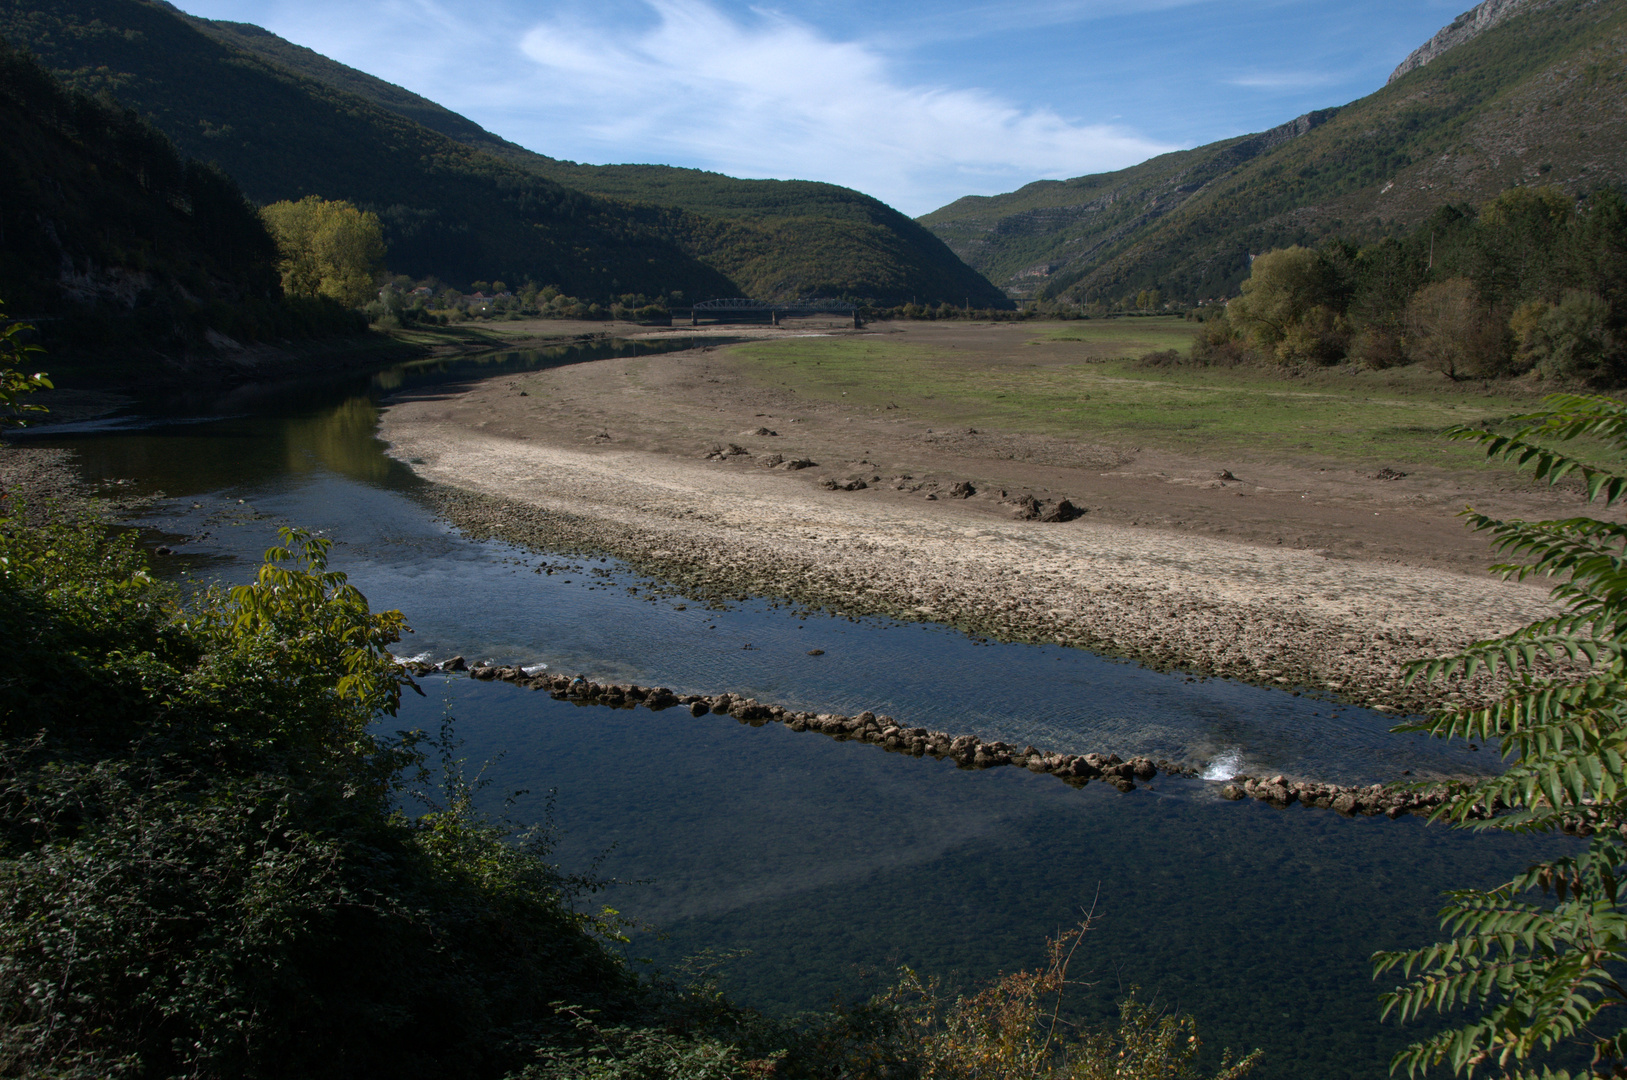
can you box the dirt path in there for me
[377,321,1586,711]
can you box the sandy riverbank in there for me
[375,323,1576,712]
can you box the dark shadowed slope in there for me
[25,1,1005,306]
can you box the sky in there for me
[170,0,1472,216]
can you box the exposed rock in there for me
[948,481,976,499]
[1040,499,1083,523]
[1008,495,1042,520]
[1388,0,1540,83]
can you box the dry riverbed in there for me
[377,320,1586,714]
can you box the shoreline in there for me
[382,425,1557,716]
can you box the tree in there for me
[1515,291,1620,382]
[1375,394,1627,1077]
[1404,278,1509,379]
[261,196,385,308]
[1228,246,1350,363]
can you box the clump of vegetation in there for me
[0,301,50,430]
[1204,186,1627,383]
[263,196,386,308]
[1376,393,1627,1076]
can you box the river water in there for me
[25,340,1559,1079]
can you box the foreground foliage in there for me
[1375,393,1627,1077]
[0,302,49,429]
[0,518,634,1078]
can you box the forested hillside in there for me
[185,8,1004,306]
[0,0,747,304]
[0,40,365,362]
[921,0,1627,305]
[0,0,1005,306]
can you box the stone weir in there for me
[407,656,1491,824]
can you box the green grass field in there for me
[726,318,1550,469]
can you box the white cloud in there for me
[1227,70,1340,90]
[505,0,1176,214]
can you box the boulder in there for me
[440,656,468,672]
[1040,499,1083,523]
[948,481,976,499]
[1008,495,1042,520]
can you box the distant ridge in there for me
[138,1,1008,307]
[1387,0,1542,83]
[921,0,1627,304]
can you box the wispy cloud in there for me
[505,0,1176,214]
[1226,70,1341,90]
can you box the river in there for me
[23,339,1558,1079]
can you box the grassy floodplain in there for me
[726,317,1547,470]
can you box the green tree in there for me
[261,196,386,308]
[1375,394,1627,1077]
[1517,291,1620,382]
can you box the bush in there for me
[0,519,634,1079]
[1188,314,1253,367]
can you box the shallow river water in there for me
[25,341,1560,1079]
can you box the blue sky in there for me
[172,0,1470,216]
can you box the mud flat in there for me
[378,413,1559,714]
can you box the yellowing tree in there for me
[261,197,385,308]
[1227,246,1349,363]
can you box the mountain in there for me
[180,9,1005,307]
[0,38,373,368]
[0,0,739,305]
[920,0,1627,304]
[0,0,1005,306]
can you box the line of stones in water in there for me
[408,656,1471,821]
